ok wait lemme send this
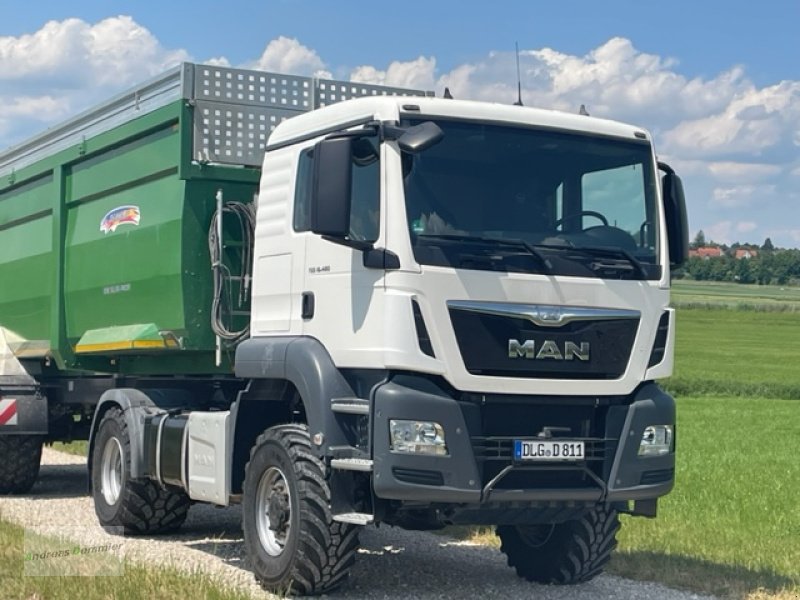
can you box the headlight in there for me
[389,420,448,456]
[638,425,674,457]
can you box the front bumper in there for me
[372,376,674,504]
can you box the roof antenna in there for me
[579,104,590,116]
[513,42,523,106]
[443,87,454,99]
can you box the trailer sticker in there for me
[100,205,140,234]
[0,398,18,426]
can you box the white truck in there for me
[0,62,687,595]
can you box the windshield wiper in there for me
[534,243,649,280]
[416,234,553,273]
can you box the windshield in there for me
[402,118,661,280]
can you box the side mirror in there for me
[659,162,689,267]
[310,137,352,237]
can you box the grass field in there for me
[672,280,800,311]
[664,308,800,399]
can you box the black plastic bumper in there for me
[372,376,674,505]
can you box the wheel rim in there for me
[255,466,292,557]
[100,436,124,506]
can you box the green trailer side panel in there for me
[0,172,56,346]
[69,126,180,201]
[64,175,185,342]
[0,173,54,227]
[64,120,186,346]
[0,215,54,343]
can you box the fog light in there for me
[639,425,674,457]
[389,420,448,456]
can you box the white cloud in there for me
[707,161,781,183]
[664,81,800,158]
[248,37,331,78]
[0,16,187,88]
[204,56,231,68]
[711,184,776,208]
[351,56,436,90]
[433,38,749,128]
[736,221,757,233]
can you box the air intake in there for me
[412,300,435,357]
[648,311,670,367]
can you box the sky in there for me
[1,0,798,247]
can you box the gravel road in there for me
[0,448,716,600]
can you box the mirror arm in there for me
[324,122,380,142]
[381,122,405,141]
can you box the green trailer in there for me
[0,62,429,490]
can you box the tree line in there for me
[676,232,800,285]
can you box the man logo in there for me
[508,339,590,361]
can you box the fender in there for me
[234,336,359,455]
[87,388,191,481]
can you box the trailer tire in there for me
[0,436,43,494]
[497,504,620,584]
[91,407,189,535]
[243,424,359,596]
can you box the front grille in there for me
[460,398,620,492]
[449,308,639,379]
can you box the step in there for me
[331,458,374,472]
[333,512,374,525]
[331,398,370,415]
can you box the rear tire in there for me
[0,435,43,494]
[91,407,190,534]
[243,424,359,596]
[498,504,620,584]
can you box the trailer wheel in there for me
[497,504,620,584]
[243,424,359,596]
[91,407,190,534]
[0,435,43,494]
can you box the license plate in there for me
[514,440,585,461]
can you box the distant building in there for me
[689,246,724,259]
[735,248,758,260]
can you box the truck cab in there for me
[233,95,688,591]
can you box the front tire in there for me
[91,407,190,534]
[243,424,359,596]
[0,435,43,494]
[498,504,620,584]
